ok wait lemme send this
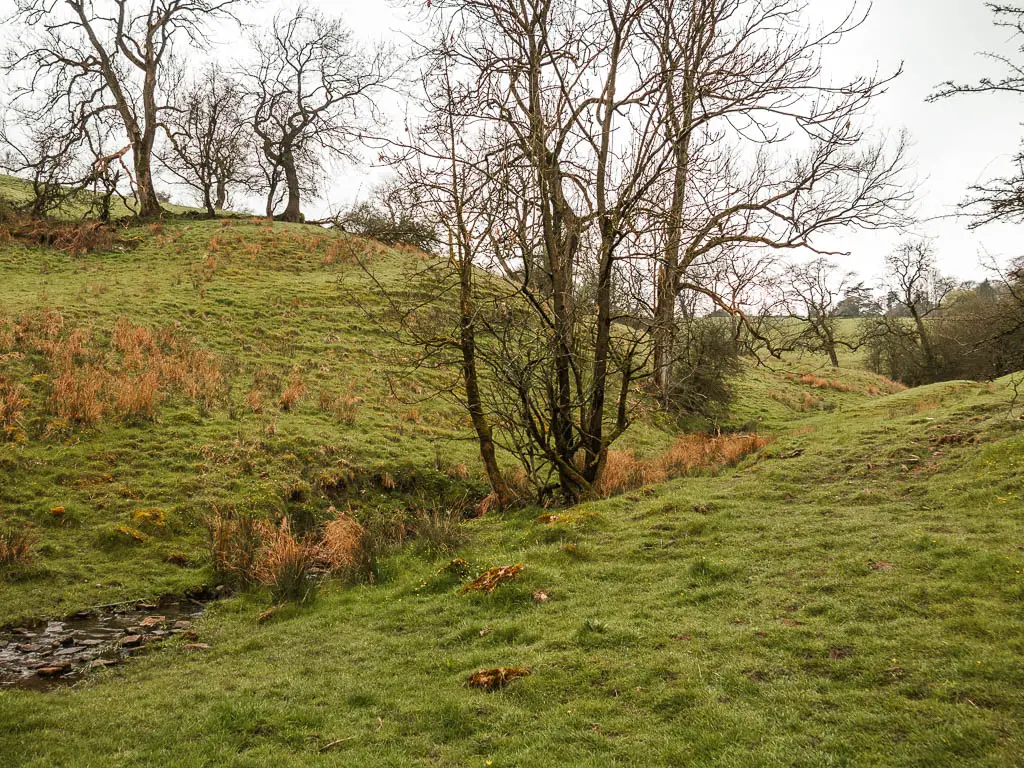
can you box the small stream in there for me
[1,598,209,692]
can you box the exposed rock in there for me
[36,664,71,678]
[171,620,191,631]
[139,616,166,630]
[182,643,211,651]
[120,635,145,648]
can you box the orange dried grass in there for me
[595,433,767,498]
[278,368,306,411]
[244,388,264,413]
[319,510,365,571]
[0,378,30,439]
[254,518,317,600]
[796,373,858,392]
[111,370,162,419]
[51,365,107,425]
[318,387,361,424]
[7,313,225,431]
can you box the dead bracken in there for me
[466,666,531,691]
[460,564,524,594]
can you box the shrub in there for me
[278,368,306,411]
[337,197,438,253]
[209,510,265,586]
[667,319,742,419]
[0,525,36,568]
[0,378,30,441]
[254,518,318,602]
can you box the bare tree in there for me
[929,3,1024,227]
[373,0,673,504]
[160,66,253,216]
[245,6,393,222]
[5,0,245,220]
[862,240,958,382]
[0,111,88,217]
[644,0,911,402]
[375,0,909,503]
[784,258,869,366]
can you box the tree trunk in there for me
[215,179,227,211]
[134,143,162,220]
[910,307,938,374]
[459,254,513,509]
[827,344,839,367]
[277,151,302,223]
[202,186,216,218]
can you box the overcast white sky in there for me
[5,0,1022,282]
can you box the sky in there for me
[3,0,1022,283]
[248,0,1024,283]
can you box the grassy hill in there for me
[0,210,496,623]
[1,187,1023,766]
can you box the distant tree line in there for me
[772,242,1024,385]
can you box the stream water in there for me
[0,598,208,692]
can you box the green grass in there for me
[1,179,1023,765]
[1,376,1021,766]
[0,213,486,622]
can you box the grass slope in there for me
[1,375,1021,766]
[1,188,1023,765]
[0,214,485,622]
